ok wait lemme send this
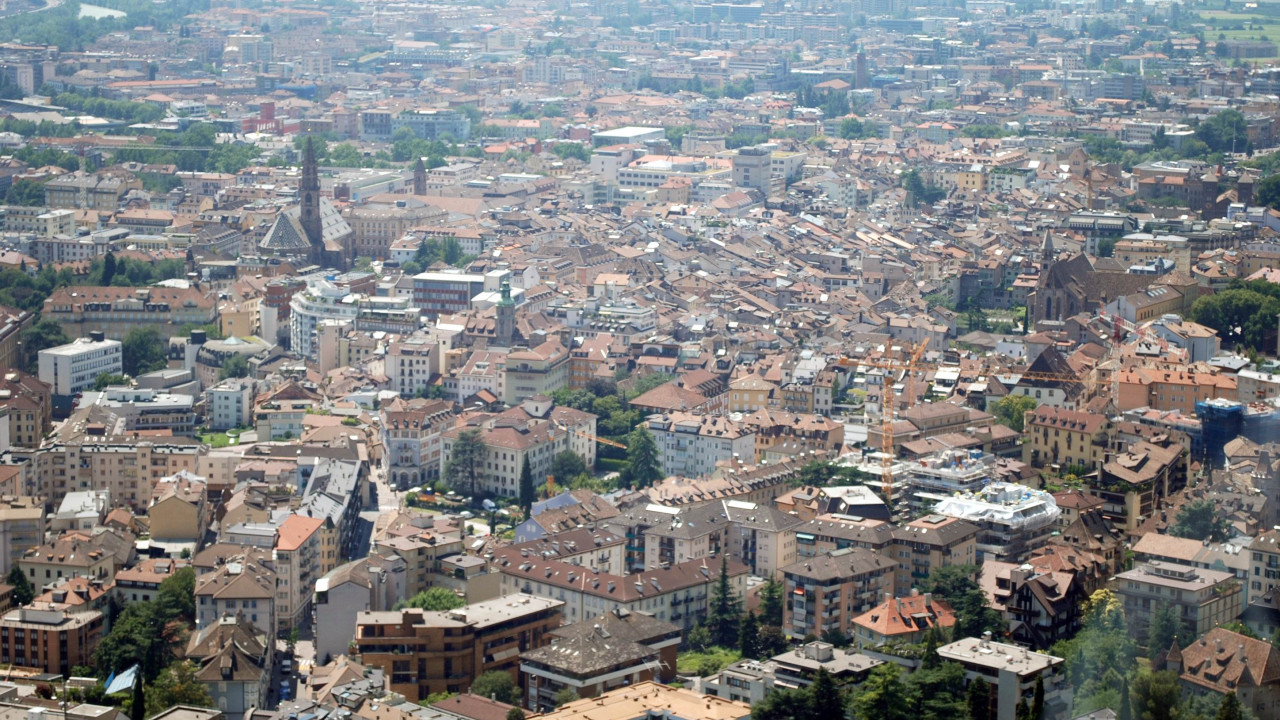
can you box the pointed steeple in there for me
[413,157,427,196]
[300,137,322,252]
[1041,228,1055,261]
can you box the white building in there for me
[289,279,358,360]
[37,333,123,396]
[931,482,1061,563]
[386,337,443,398]
[207,378,256,431]
[644,412,756,479]
[938,636,1070,720]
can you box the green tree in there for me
[1190,286,1280,352]
[1145,602,1182,660]
[1031,676,1044,720]
[739,611,761,659]
[506,709,526,720]
[6,565,32,605]
[445,429,484,497]
[753,687,812,720]
[145,660,212,717]
[707,556,742,647]
[1051,589,1137,716]
[395,587,465,611]
[991,395,1038,432]
[1216,692,1244,720]
[853,664,912,720]
[470,671,518,704]
[624,426,663,488]
[1195,109,1248,153]
[553,688,579,707]
[130,670,145,720]
[687,623,712,652]
[218,354,250,380]
[20,318,69,373]
[121,328,168,377]
[519,456,535,519]
[4,179,44,206]
[156,567,196,624]
[966,679,990,720]
[1119,677,1131,720]
[93,373,129,390]
[102,252,117,286]
[808,668,844,719]
[759,578,783,626]
[907,661,968,720]
[1130,669,1180,720]
[550,450,588,483]
[442,236,463,266]
[1169,499,1232,542]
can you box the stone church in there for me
[259,138,354,270]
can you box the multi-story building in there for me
[504,340,570,404]
[0,497,42,576]
[494,552,748,631]
[440,396,597,498]
[740,409,844,464]
[383,399,455,490]
[0,370,52,448]
[89,387,196,436]
[194,555,276,634]
[644,412,756,479]
[932,483,1061,563]
[1094,440,1187,532]
[889,514,980,596]
[289,279,359,360]
[0,306,31,375]
[43,172,139,211]
[391,109,472,141]
[1,206,74,235]
[355,594,562,702]
[0,603,104,674]
[313,555,406,666]
[386,337,443,398]
[780,547,896,641]
[207,378,255,431]
[43,287,217,341]
[1022,406,1112,472]
[21,433,205,511]
[520,609,682,711]
[639,499,801,579]
[19,534,115,586]
[938,636,1070,720]
[148,470,208,546]
[274,514,333,634]
[410,270,486,316]
[1170,627,1280,720]
[184,616,271,720]
[38,334,122,397]
[1116,561,1242,641]
[851,590,955,649]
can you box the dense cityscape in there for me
[0,0,1271,720]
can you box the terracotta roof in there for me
[276,514,324,552]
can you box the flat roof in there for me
[938,636,1062,675]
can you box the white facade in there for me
[289,280,358,360]
[644,413,756,479]
[207,378,255,431]
[38,336,123,396]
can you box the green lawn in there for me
[675,648,741,676]
[198,431,239,448]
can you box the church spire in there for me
[413,157,427,196]
[300,137,322,252]
[495,278,515,347]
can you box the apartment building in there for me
[313,555,406,666]
[889,514,980,596]
[0,603,104,674]
[386,338,444,398]
[639,499,801,579]
[1022,406,1112,472]
[0,497,42,576]
[849,587,954,649]
[1114,561,1243,642]
[1114,368,1237,415]
[504,339,570,404]
[780,547,896,641]
[938,636,1070,720]
[494,551,749,630]
[439,396,597,499]
[22,433,205,511]
[43,172,138,211]
[383,399,455,490]
[43,286,217,341]
[194,556,276,634]
[207,378,255,431]
[0,370,49,450]
[740,409,844,463]
[1170,627,1280,720]
[521,609,682,711]
[355,594,563,702]
[932,483,1061,563]
[1094,440,1187,532]
[149,470,208,546]
[644,412,756,479]
[37,334,122,397]
[274,514,333,634]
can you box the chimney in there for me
[924,592,933,609]
[1238,644,1246,663]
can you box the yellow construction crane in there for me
[553,420,628,449]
